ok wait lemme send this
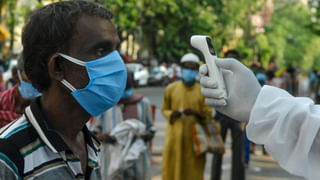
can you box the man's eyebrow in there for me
[91,40,114,49]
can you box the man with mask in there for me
[161,53,213,180]
[0,1,127,179]
[0,54,41,128]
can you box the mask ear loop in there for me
[17,69,23,83]
[58,53,86,66]
[58,53,86,92]
[61,79,76,92]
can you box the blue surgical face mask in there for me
[121,88,133,99]
[59,50,127,117]
[182,68,198,83]
[17,70,42,100]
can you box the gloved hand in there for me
[199,58,261,122]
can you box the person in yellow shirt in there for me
[161,53,213,180]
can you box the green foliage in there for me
[99,0,263,63]
[265,1,315,69]
[309,0,320,33]
[256,33,273,67]
[6,0,18,51]
[1,0,320,70]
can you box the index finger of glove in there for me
[205,98,227,107]
[199,64,208,76]
[201,87,225,99]
[200,76,217,88]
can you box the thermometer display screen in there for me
[206,37,216,56]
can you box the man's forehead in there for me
[182,62,199,67]
[68,15,119,56]
[75,15,117,39]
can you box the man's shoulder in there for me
[0,115,29,135]
[0,138,25,179]
[0,116,30,179]
[0,115,44,178]
[0,115,38,149]
[166,81,182,90]
[193,82,202,90]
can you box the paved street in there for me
[135,86,304,180]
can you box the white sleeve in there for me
[247,85,320,180]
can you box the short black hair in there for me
[22,0,113,92]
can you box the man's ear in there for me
[48,54,64,81]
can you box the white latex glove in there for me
[199,58,261,122]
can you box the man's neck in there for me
[182,80,196,87]
[40,91,90,140]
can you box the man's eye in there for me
[96,48,105,56]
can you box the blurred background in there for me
[1,0,319,179]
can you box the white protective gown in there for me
[247,85,320,180]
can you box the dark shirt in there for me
[0,98,101,180]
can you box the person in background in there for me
[161,53,212,180]
[315,72,320,104]
[280,66,299,96]
[0,54,41,128]
[309,70,318,100]
[5,66,18,89]
[0,65,6,92]
[267,58,277,73]
[90,70,155,180]
[210,50,245,180]
[265,70,276,86]
[243,126,251,168]
[170,63,182,82]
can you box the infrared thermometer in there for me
[190,35,227,99]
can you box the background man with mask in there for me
[0,54,41,128]
[90,70,155,180]
[161,53,213,180]
[0,1,127,179]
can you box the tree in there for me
[265,1,316,69]
[100,0,264,64]
[100,0,215,63]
